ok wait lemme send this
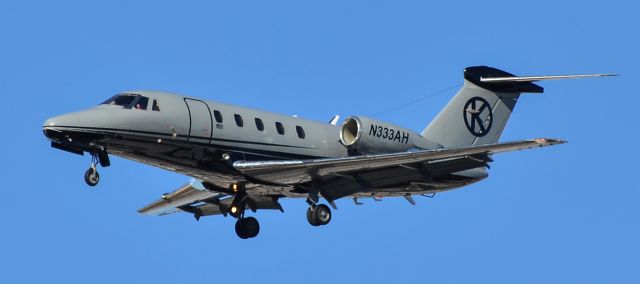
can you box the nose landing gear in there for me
[84,150,109,187]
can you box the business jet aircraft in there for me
[42,66,611,239]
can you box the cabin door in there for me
[184,98,213,143]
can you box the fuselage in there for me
[43,90,484,195]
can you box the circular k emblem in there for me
[463,97,493,137]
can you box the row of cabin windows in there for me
[213,111,306,139]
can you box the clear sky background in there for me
[1,1,638,283]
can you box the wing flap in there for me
[233,138,565,185]
[138,183,226,216]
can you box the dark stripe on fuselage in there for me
[46,125,324,160]
[48,125,316,149]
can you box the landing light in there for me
[230,183,245,192]
[230,206,238,214]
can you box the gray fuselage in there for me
[43,90,483,196]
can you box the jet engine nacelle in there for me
[339,116,426,154]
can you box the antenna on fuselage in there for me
[329,115,340,125]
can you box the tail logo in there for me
[463,97,493,137]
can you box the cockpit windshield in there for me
[101,93,152,110]
[101,94,138,108]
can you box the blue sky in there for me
[1,1,638,283]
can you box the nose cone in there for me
[43,108,115,141]
[43,115,64,140]
[43,116,58,128]
[43,113,75,129]
[43,109,97,128]
[42,112,83,140]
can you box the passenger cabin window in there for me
[275,122,285,135]
[152,100,160,111]
[234,114,244,127]
[255,118,264,131]
[296,126,305,139]
[214,110,223,123]
[213,110,222,123]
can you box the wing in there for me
[138,183,283,218]
[137,183,225,216]
[140,138,563,218]
[233,138,565,186]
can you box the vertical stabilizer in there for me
[422,66,543,148]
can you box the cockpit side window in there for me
[134,96,149,110]
[152,100,160,111]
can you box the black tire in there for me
[313,204,332,226]
[306,207,319,226]
[84,168,99,187]
[243,217,260,238]
[235,219,249,239]
[235,217,260,239]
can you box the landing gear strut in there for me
[307,204,332,226]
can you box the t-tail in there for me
[422,66,614,148]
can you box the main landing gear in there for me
[235,216,260,239]
[305,187,332,227]
[229,184,260,239]
[306,204,332,226]
[84,150,110,187]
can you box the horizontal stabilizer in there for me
[464,66,616,94]
[480,73,617,83]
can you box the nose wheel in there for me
[84,167,100,186]
[306,204,332,226]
